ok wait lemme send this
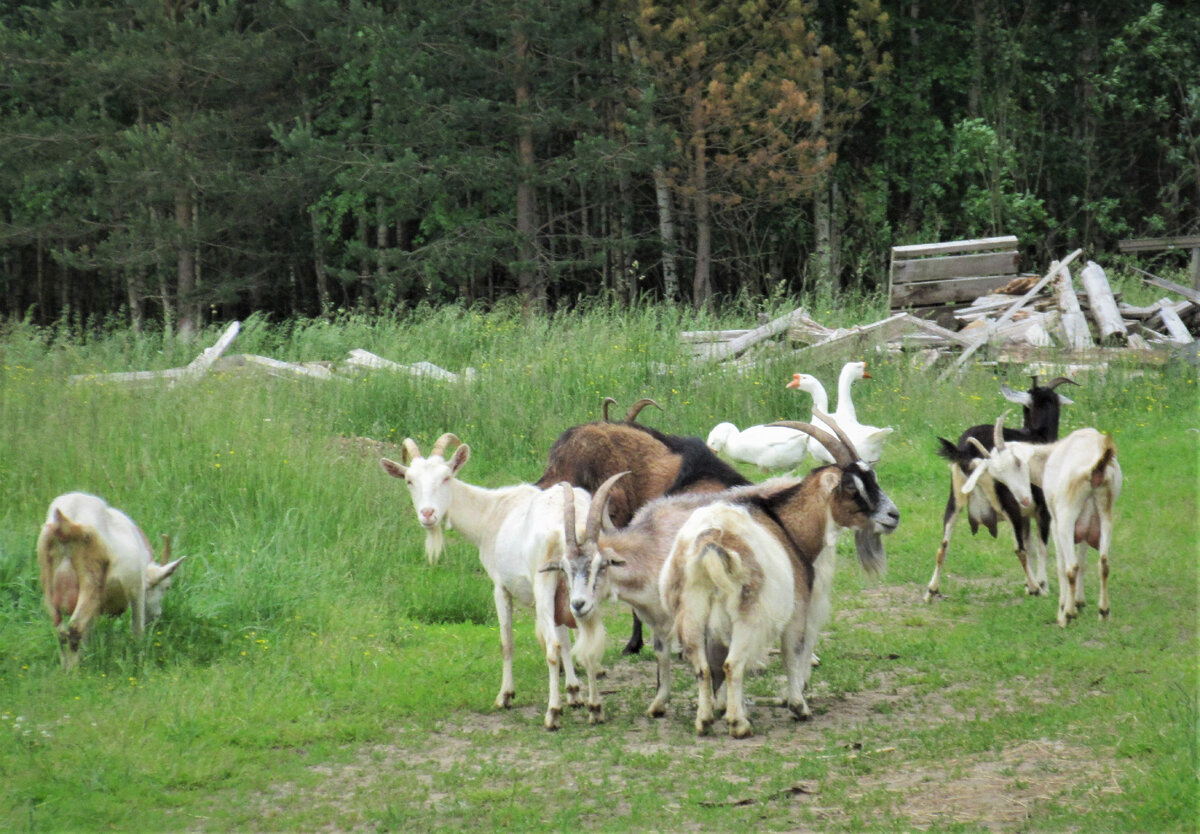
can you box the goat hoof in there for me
[544,709,562,731]
[923,589,942,603]
[496,692,515,709]
[588,704,605,725]
[1098,607,1110,620]
[621,643,642,656]
[695,718,713,736]
[729,720,754,739]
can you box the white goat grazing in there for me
[660,503,795,737]
[555,412,900,730]
[380,434,603,729]
[963,424,1121,627]
[37,492,186,670]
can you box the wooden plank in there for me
[1079,261,1128,344]
[1157,306,1194,344]
[1129,267,1200,305]
[890,274,1018,308]
[679,329,751,343]
[941,249,1083,379]
[790,313,931,363]
[693,307,817,362]
[183,320,241,377]
[890,236,1019,258]
[890,250,1020,284]
[1056,262,1095,349]
[69,320,240,386]
[1117,235,1200,252]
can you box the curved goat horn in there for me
[1044,376,1079,390]
[814,409,864,464]
[560,481,579,556]
[160,533,172,565]
[993,410,1010,451]
[585,471,629,543]
[601,397,618,421]
[401,438,423,464]
[767,420,853,468]
[430,433,461,458]
[624,398,662,423]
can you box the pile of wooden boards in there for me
[684,251,1199,376]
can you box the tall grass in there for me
[0,299,1196,831]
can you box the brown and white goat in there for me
[381,434,602,729]
[535,413,750,654]
[37,492,186,670]
[554,413,900,729]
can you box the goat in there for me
[962,424,1122,627]
[660,503,795,737]
[37,492,186,670]
[553,412,899,728]
[535,414,750,655]
[380,434,603,729]
[926,376,1078,601]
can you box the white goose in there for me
[785,373,836,464]
[787,363,893,465]
[705,421,811,472]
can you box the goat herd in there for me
[35,362,1121,739]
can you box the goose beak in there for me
[786,373,801,389]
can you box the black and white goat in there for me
[926,376,1078,600]
[552,413,899,731]
[961,421,1122,627]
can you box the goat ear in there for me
[1000,383,1033,407]
[380,457,407,479]
[147,554,187,585]
[961,461,988,495]
[1056,392,1074,406]
[448,444,470,473]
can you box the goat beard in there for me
[423,526,446,564]
[854,530,887,576]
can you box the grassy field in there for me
[0,297,1196,832]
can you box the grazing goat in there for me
[381,434,602,729]
[962,425,1122,627]
[535,413,750,655]
[926,376,1078,601]
[553,412,900,729]
[37,492,186,670]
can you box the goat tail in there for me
[1091,435,1117,488]
[693,533,744,601]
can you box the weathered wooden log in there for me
[1055,262,1095,349]
[1080,261,1128,345]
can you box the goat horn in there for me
[967,436,992,458]
[767,420,853,469]
[994,410,1010,451]
[430,433,461,459]
[623,398,662,422]
[160,533,171,565]
[585,471,629,543]
[601,397,618,421]
[401,438,422,464]
[1044,376,1079,390]
[812,409,862,463]
[560,481,579,556]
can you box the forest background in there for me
[1,0,1197,335]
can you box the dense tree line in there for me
[1,0,1195,333]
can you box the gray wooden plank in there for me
[891,251,1020,284]
[890,236,1019,258]
[890,275,1017,308]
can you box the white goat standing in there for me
[380,434,603,729]
[37,492,186,670]
[660,503,795,737]
[963,423,1121,627]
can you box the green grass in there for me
[0,299,1196,832]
